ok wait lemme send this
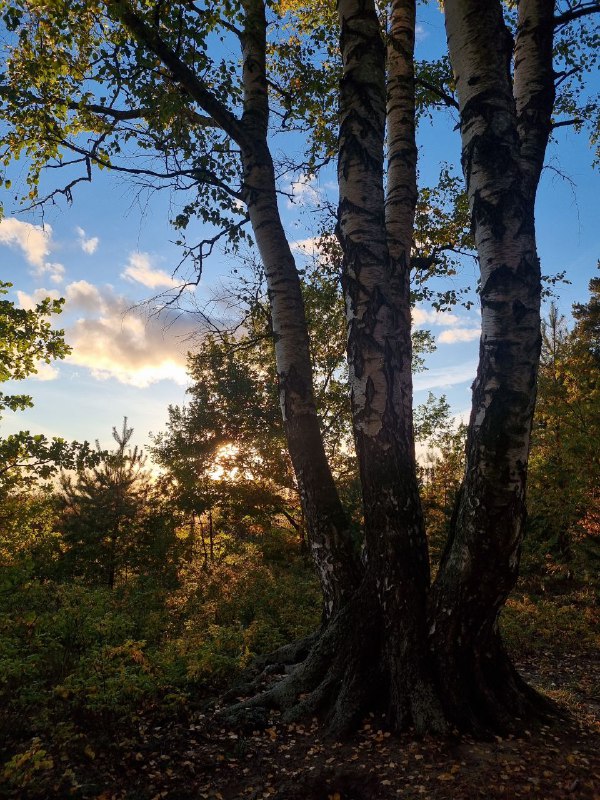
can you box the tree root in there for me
[220,589,448,738]
[220,598,376,736]
[220,614,564,740]
[220,630,320,705]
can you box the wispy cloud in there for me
[0,218,65,283]
[121,252,178,289]
[290,237,321,256]
[413,361,476,392]
[76,226,99,255]
[415,23,429,43]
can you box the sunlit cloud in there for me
[0,218,50,267]
[16,287,61,310]
[65,280,106,313]
[76,226,99,255]
[0,218,65,283]
[438,327,480,344]
[64,284,192,388]
[412,307,461,327]
[17,279,195,388]
[31,362,60,381]
[67,311,190,387]
[121,252,179,289]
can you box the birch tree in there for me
[0,0,597,735]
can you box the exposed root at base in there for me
[220,631,320,706]
[220,620,564,740]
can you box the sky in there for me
[1,5,598,455]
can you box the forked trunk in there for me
[337,0,443,731]
[430,0,556,730]
[224,0,560,737]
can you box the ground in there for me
[1,643,598,800]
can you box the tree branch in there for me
[551,117,583,129]
[554,2,600,27]
[106,0,248,146]
[67,100,218,129]
[415,77,459,110]
[58,138,244,200]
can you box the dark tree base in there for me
[222,596,563,739]
[432,628,562,736]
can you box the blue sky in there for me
[1,4,598,454]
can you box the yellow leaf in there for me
[84,745,95,760]
[437,773,455,782]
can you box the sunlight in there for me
[208,443,240,482]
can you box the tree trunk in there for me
[336,0,443,732]
[112,0,562,738]
[430,0,556,730]
[239,0,360,616]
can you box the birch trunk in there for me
[239,0,360,616]
[336,0,443,731]
[430,0,556,730]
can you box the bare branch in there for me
[56,138,244,200]
[554,2,600,27]
[551,117,583,129]
[554,65,582,87]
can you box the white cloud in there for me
[290,237,321,257]
[121,252,178,289]
[64,280,107,313]
[0,218,50,267]
[0,218,65,283]
[17,288,61,311]
[76,226,99,255]
[18,279,193,388]
[45,262,66,283]
[438,327,480,344]
[412,307,461,328]
[286,174,322,208]
[413,361,477,392]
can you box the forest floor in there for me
[1,575,599,800]
[3,636,599,799]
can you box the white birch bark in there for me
[433,0,556,652]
